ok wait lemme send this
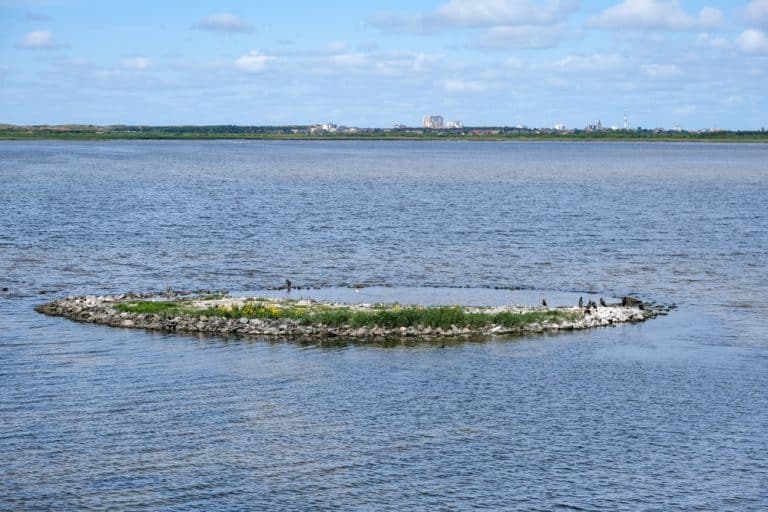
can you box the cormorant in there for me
[600,297,607,307]
[578,296,584,308]
[542,298,547,307]
[285,279,292,292]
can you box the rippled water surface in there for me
[1,140,767,510]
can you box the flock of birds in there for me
[283,279,611,311]
[542,296,608,309]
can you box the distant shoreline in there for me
[2,125,766,143]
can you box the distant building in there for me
[554,123,566,131]
[423,115,444,129]
[445,120,463,129]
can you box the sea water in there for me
[1,140,766,510]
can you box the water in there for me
[1,140,767,510]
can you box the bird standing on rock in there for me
[285,279,292,292]
[542,298,547,307]
[578,297,584,308]
[600,297,607,307]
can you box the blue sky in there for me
[1,0,767,129]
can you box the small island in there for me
[35,292,669,341]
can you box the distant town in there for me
[1,117,766,142]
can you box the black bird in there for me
[285,279,292,292]
[600,297,607,307]
[578,296,584,308]
[542,298,547,307]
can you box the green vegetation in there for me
[1,124,766,142]
[115,301,186,315]
[115,300,583,330]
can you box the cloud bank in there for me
[195,13,252,33]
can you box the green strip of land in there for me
[2,125,766,142]
[115,299,582,330]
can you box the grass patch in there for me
[117,300,583,330]
[115,301,187,315]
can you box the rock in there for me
[622,296,643,308]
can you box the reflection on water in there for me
[1,140,767,510]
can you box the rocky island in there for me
[35,292,669,341]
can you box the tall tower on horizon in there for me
[624,110,629,130]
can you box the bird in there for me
[285,279,292,292]
[578,296,584,308]
[600,297,607,307]
[542,298,548,307]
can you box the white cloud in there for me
[698,7,723,29]
[744,0,768,27]
[367,12,432,34]
[673,105,695,115]
[328,53,368,67]
[435,0,573,26]
[195,13,252,32]
[369,0,574,33]
[373,52,438,76]
[642,63,681,78]
[589,0,722,31]
[121,57,152,70]
[546,53,625,72]
[325,41,347,55]
[441,79,488,92]
[737,29,768,54]
[234,50,276,72]
[17,30,61,49]
[477,24,567,49]
[697,33,732,50]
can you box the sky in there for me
[1,0,767,129]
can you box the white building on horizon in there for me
[446,120,463,129]
[423,115,444,129]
